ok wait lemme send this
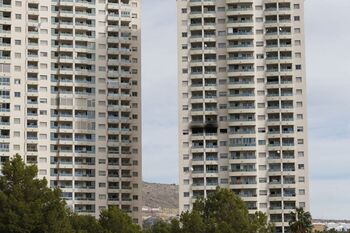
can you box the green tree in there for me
[180,210,206,233]
[148,187,274,233]
[99,206,141,233]
[249,211,275,233]
[69,214,104,233]
[0,154,72,233]
[143,220,172,233]
[289,207,313,233]
[192,188,250,233]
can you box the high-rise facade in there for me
[177,0,308,232]
[0,0,142,223]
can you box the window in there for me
[258,128,266,133]
[256,17,263,22]
[218,19,225,24]
[298,164,305,170]
[218,43,226,48]
[220,178,228,184]
[218,7,225,12]
[256,41,264,47]
[258,103,265,108]
[39,87,47,92]
[259,178,267,183]
[257,90,265,95]
[14,92,20,97]
[258,115,266,120]
[39,98,47,103]
[220,141,227,146]
[258,140,266,145]
[39,170,47,176]
[257,66,264,71]
[40,40,48,46]
[218,31,226,36]
[259,190,267,196]
[39,158,47,163]
[40,6,48,11]
[39,122,47,127]
[257,78,265,83]
[297,126,304,132]
[99,171,106,176]
[294,4,300,9]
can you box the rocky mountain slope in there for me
[142,182,178,209]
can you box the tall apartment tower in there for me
[0,0,142,223]
[177,0,309,232]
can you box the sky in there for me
[141,0,350,220]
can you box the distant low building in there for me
[312,223,326,232]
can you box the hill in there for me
[142,182,179,209]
